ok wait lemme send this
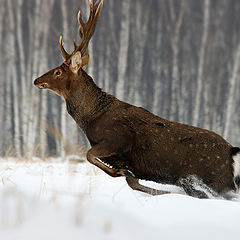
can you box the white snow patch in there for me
[0,159,240,240]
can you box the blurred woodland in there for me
[0,0,240,158]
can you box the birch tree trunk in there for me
[193,0,210,127]
[0,0,5,152]
[7,0,21,157]
[223,42,240,139]
[104,45,111,93]
[169,0,185,121]
[39,0,54,158]
[0,0,5,44]
[88,41,94,78]
[152,9,163,115]
[26,0,42,157]
[129,2,149,107]
[16,0,27,155]
[60,0,69,160]
[116,0,130,101]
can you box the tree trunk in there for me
[193,0,210,127]
[223,42,240,139]
[7,0,21,157]
[116,0,130,101]
[169,0,185,122]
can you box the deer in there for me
[34,0,240,199]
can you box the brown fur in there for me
[34,67,235,198]
[34,0,237,198]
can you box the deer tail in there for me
[231,147,240,191]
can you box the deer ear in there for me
[81,54,89,70]
[70,51,82,73]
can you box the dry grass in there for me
[0,119,89,163]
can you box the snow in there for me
[0,159,240,240]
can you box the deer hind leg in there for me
[178,175,219,199]
[86,144,134,178]
[126,176,171,196]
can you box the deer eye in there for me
[55,70,62,76]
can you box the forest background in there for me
[0,0,240,159]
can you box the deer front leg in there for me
[126,176,171,196]
[86,143,134,177]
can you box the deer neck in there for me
[65,71,114,131]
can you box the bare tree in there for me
[193,0,210,127]
[223,42,240,139]
[129,1,150,107]
[6,0,21,156]
[115,0,130,101]
[168,0,185,122]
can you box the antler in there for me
[59,36,71,60]
[59,0,104,61]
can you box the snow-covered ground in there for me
[0,159,240,240]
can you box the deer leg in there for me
[126,176,171,196]
[178,175,219,199]
[86,144,134,178]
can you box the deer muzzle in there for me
[34,78,49,89]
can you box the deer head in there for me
[34,0,103,99]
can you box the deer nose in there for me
[34,78,48,89]
[33,78,39,86]
[34,78,41,87]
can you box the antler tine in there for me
[94,0,102,10]
[80,1,103,54]
[75,0,104,55]
[89,0,94,11]
[59,35,71,60]
[73,40,78,50]
[77,11,84,38]
[78,11,85,29]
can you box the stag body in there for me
[34,0,240,198]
